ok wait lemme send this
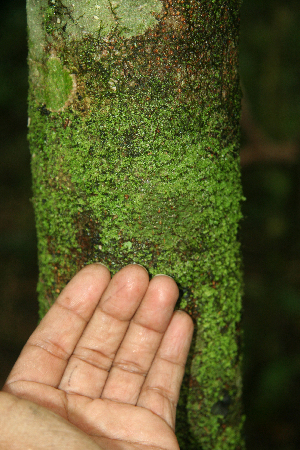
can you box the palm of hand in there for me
[2,265,193,450]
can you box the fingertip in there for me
[150,274,179,300]
[54,263,112,320]
[114,263,150,286]
[173,311,195,342]
[176,309,195,328]
[81,262,111,278]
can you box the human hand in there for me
[1,264,194,450]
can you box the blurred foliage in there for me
[242,164,300,449]
[240,0,300,141]
[0,2,39,386]
[240,1,300,449]
[1,0,300,449]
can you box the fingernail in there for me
[152,274,174,279]
[132,263,148,272]
[92,262,110,270]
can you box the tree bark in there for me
[27,0,245,448]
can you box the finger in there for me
[137,310,194,430]
[4,264,111,389]
[101,275,179,405]
[58,264,149,398]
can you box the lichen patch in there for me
[62,0,163,39]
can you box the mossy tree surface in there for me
[27,0,245,448]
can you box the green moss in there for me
[43,57,74,111]
[27,0,245,448]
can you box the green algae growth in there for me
[27,0,245,448]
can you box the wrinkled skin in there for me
[1,264,194,450]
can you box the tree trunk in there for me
[27,0,245,448]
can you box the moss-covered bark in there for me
[27,0,245,448]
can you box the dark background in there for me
[1,1,300,449]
